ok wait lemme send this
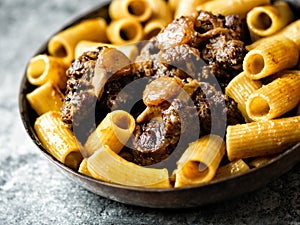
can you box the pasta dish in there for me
[25,0,300,188]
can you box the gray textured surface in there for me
[1,0,300,224]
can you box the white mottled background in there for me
[1,0,300,224]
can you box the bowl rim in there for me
[18,0,300,207]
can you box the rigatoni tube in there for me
[106,18,143,45]
[246,19,300,51]
[196,0,270,18]
[226,116,300,161]
[249,155,277,168]
[26,81,64,115]
[26,54,67,89]
[174,135,225,188]
[213,159,250,180]
[243,36,299,80]
[246,1,294,37]
[246,73,300,121]
[108,0,153,22]
[34,111,83,170]
[278,19,300,49]
[84,110,135,157]
[48,18,108,65]
[225,72,262,122]
[147,0,172,24]
[87,145,171,188]
[174,0,207,18]
[78,158,92,177]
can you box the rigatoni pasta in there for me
[87,145,171,188]
[78,158,92,177]
[26,54,67,89]
[213,159,250,180]
[243,36,299,80]
[246,19,300,51]
[174,135,225,187]
[249,155,277,168]
[226,116,300,161]
[106,18,144,45]
[278,19,300,49]
[108,0,153,22]
[225,72,262,121]
[246,1,294,37]
[147,0,172,23]
[48,18,108,65]
[34,111,83,170]
[196,0,270,18]
[246,72,300,121]
[84,110,135,157]
[25,0,300,190]
[26,81,64,115]
[174,0,207,18]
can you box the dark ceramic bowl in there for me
[19,0,300,208]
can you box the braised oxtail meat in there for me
[129,98,197,166]
[60,10,247,165]
[192,82,244,137]
[61,48,101,127]
[156,16,197,49]
[138,10,247,90]
[129,113,181,166]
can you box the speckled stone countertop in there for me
[1,0,300,224]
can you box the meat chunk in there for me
[192,82,244,136]
[61,48,100,128]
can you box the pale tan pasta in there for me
[34,111,83,170]
[246,19,300,50]
[84,110,135,157]
[48,18,108,65]
[213,159,250,180]
[106,18,143,45]
[75,40,139,61]
[168,0,180,14]
[246,73,300,121]
[249,155,277,168]
[174,135,225,188]
[108,0,153,22]
[143,19,167,40]
[78,158,92,177]
[26,81,64,115]
[225,72,262,122]
[246,1,294,37]
[243,36,299,80]
[26,54,67,89]
[278,19,300,49]
[87,145,171,188]
[174,0,208,18]
[147,0,172,24]
[197,0,270,18]
[226,116,300,161]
